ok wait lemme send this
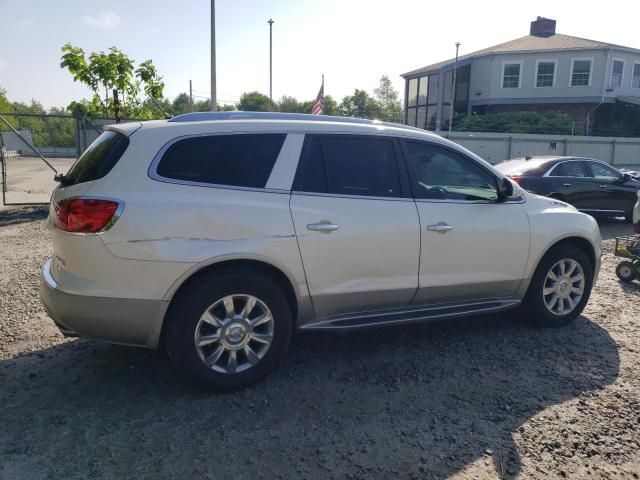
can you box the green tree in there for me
[60,43,165,118]
[171,93,192,115]
[0,87,11,112]
[171,94,236,114]
[323,95,339,116]
[338,89,379,119]
[238,91,273,112]
[277,95,302,113]
[374,75,402,123]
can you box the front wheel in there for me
[523,245,594,327]
[165,271,293,391]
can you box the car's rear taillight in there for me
[54,198,120,233]
[633,223,640,234]
[509,175,522,184]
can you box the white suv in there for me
[40,112,601,391]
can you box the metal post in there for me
[0,132,6,205]
[448,42,460,135]
[268,18,274,109]
[611,139,617,165]
[113,89,121,124]
[189,80,193,112]
[210,0,217,111]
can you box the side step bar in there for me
[300,298,521,330]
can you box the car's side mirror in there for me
[497,177,514,201]
[621,173,631,183]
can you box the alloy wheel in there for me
[194,294,274,374]
[542,258,585,316]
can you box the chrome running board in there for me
[300,298,521,330]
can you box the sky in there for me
[1,0,640,109]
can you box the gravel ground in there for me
[0,208,639,479]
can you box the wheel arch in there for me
[158,255,303,349]
[518,234,598,299]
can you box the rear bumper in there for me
[40,258,167,349]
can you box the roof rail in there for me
[167,111,415,130]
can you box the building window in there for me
[610,59,624,88]
[631,62,640,88]
[535,60,556,87]
[407,78,418,107]
[405,74,438,129]
[502,62,521,88]
[570,58,592,87]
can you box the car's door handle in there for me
[599,184,608,189]
[426,222,453,233]
[562,183,572,187]
[306,222,339,232]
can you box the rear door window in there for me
[295,135,402,198]
[64,130,130,186]
[155,134,286,188]
[549,161,589,177]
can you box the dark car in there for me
[496,156,640,221]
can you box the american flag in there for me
[311,82,324,115]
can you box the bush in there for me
[455,111,575,135]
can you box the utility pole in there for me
[268,18,274,109]
[448,42,460,136]
[210,0,217,111]
[189,80,193,112]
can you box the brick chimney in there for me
[530,17,556,37]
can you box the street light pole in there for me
[210,0,217,111]
[448,42,460,135]
[268,18,274,109]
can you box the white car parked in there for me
[41,112,601,391]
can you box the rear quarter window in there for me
[155,134,286,188]
[64,131,130,186]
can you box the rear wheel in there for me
[523,245,593,327]
[165,271,293,391]
[616,261,637,282]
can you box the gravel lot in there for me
[0,208,639,479]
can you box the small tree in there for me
[374,75,402,123]
[339,89,379,119]
[60,43,165,118]
[238,91,273,112]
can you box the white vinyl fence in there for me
[444,131,640,168]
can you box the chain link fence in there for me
[0,113,141,205]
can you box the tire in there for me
[165,270,293,392]
[522,245,594,327]
[616,261,637,283]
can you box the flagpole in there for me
[322,74,324,115]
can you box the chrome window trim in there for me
[580,208,626,214]
[544,158,622,179]
[291,191,524,205]
[415,197,525,205]
[147,132,292,194]
[291,191,415,203]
